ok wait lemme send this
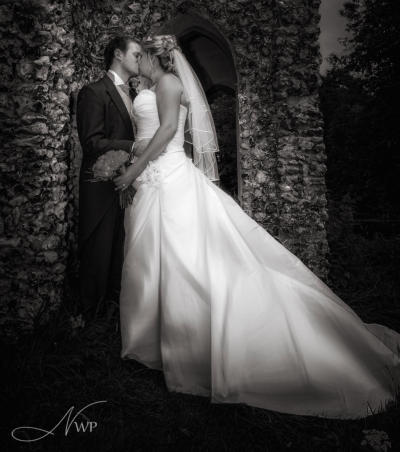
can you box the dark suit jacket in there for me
[76,74,135,253]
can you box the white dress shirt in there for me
[108,69,125,86]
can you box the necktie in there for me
[119,83,131,98]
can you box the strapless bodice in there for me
[133,89,187,152]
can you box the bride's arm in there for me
[114,74,181,190]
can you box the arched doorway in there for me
[158,13,238,198]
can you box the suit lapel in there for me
[101,75,134,137]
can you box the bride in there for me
[113,35,400,419]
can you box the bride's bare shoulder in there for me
[157,73,183,93]
[157,73,188,106]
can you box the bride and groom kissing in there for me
[76,34,400,419]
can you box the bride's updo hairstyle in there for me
[141,34,181,74]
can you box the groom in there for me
[76,35,142,319]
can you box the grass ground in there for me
[2,232,400,452]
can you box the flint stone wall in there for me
[0,0,76,339]
[0,0,328,341]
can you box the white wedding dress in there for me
[119,88,400,419]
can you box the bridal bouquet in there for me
[90,150,136,208]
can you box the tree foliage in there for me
[321,0,400,221]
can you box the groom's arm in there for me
[76,85,134,160]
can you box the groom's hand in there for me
[114,169,134,191]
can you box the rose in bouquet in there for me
[89,150,136,208]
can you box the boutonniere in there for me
[128,78,140,98]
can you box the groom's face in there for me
[120,41,142,77]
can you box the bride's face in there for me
[138,52,154,78]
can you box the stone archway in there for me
[158,13,239,198]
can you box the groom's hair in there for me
[104,35,140,70]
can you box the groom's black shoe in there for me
[81,296,105,324]
[103,299,120,333]
[81,306,96,325]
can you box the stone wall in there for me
[272,1,329,271]
[0,0,328,341]
[0,0,76,339]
